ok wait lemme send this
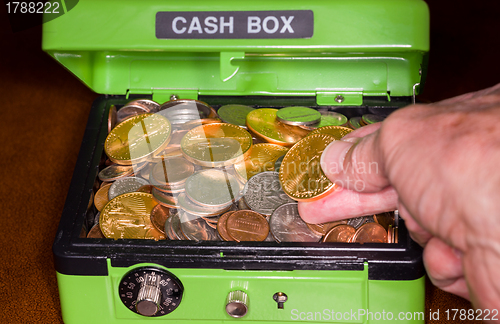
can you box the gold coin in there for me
[234,143,289,181]
[279,134,337,201]
[104,113,172,165]
[94,183,112,211]
[246,108,309,146]
[99,192,165,240]
[180,123,252,167]
[307,126,353,140]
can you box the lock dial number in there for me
[119,267,183,317]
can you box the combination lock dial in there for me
[119,267,183,317]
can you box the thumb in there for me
[320,129,389,193]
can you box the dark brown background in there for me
[0,1,499,323]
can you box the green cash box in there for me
[43,0,429,323]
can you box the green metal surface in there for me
[42,0,429,103]
[56,260,425,323]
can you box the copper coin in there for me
[348,117,362,129]
[322,225,356,243]
[116,103,150,123]
[126,99,160,113]
[226,210,269,242]
[151,188,178,208]
[179,211,219,241]
[108,105,117,133]
[306,220,348,236]
[179,118,223,131]
[217,211,236,241]
[150,204,171,235]
[373,212,395,231]
[387,225,393,243]
[350,223,388,243]
[87,224,106,238]
[136,185,153,194]
[94,183,112,212]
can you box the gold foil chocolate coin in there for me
[99,192,165,240]
[226,210,269,242]
[181,123,252,167]
[234,143,288,181]
[279,134,337,201]
[322,225,356,243]
[246,108,309,147]
[307,126,353,140]
[104,113,172,165]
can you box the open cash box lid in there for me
[42,0,429,105]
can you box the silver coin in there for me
[98,164,134,182]
[347,216,365,229]
[276,106,321,126]
[116,104,149,123]
[126,99,160,113]
[269,203,322,242]
[243,171,294,216]
[152,188,178,208]
[108,177,149,200]
[165,212,182,240]
[348,117,362,129]
[274,155,285,172]
[177,193,230,217]
[185,169,242,208]
[364,216,375,224]
[300,111,348,130]
[237,197,251,210]
[179,211,220,241]
[94,212,100,226]
[158,100,215,125]
[217,104,255,128]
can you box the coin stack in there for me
[85,98,394,243]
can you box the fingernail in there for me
[320,140,355,180]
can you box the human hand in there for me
[298,83,500,310]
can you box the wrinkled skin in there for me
[299,83,500,311]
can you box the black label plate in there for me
[156,10,314,39]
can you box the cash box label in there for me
[156,10,313,39]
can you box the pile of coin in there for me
[84,99,394,243]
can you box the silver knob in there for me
[226,290,249,318]
[136,274,162,316]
